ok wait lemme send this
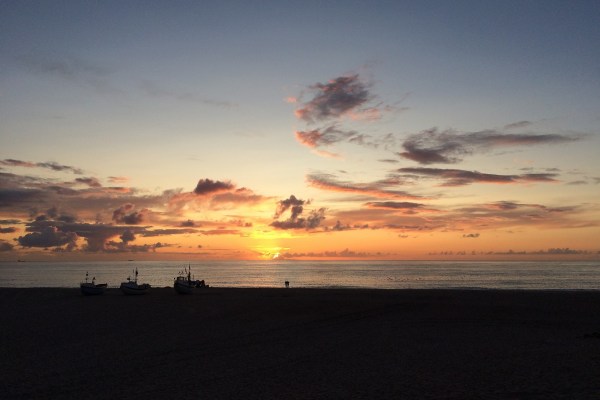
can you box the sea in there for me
[1,260,599,290]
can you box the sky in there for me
[1,0,599,261]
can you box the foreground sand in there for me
[1,288,600,399]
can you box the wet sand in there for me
[1,288,600,399]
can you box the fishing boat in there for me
[174,265,206,294]
[80,272,107,296]
[120,268,150,295]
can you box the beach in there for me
[1,288,599,399]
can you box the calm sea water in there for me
[0,260,599,290]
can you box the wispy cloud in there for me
[396,167,559,186]
[307,173,425,199]
[17,54,119,95]
[139,80,236,108]
[1,159,84,174]
[398,128,578,165]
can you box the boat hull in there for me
[120,282,150,295]
[80,283,106,296]
[174,281,193,294]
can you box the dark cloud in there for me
[271,208,326,230]
[181,219,195,227]
[274,195,305,219]
[0,241,14,251]
[504,121,533,130]
[398,129,578,165]
[0,227,17,233]
[75,177,102,187]
[463,233,480,238]
[141,228,198,237]
[0,219,21,224]
[307,173,424,199]
[396,167,559,186]
[120,229,136,244]
[295,75,370,123]
[0,159,83,174]
[194,179,235,196]
[0,188,44,207]
[365,201,424,210]
[18,226,78,250]
[271,195,325,230]
[112,204,145,225]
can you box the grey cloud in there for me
[307,173,424,199]
[398,129,578,165]
[140,80,235,108]
[0,241,14,251]
[397,167,559,186]
[194,179,235,196]
[112,204,145,225]
[295,75,370,123]
[1,159,83,174]
[18,226,78,250]
[271,195,325,230]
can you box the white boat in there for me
[120,268,150,295]
[174,265,207,294]
[80,272,107,296]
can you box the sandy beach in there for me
[1,288,599,399]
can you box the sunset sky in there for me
[1,1,599,261]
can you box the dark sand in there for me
[1,288,600,399]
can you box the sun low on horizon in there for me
[1,1,599,262]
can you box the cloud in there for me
[75,177,102,188]
[274,195,306,219]
[141,228,198,237]
[396,167,559,186]
[271,195,326,230]
[108,176,129,183]
[462,233,480,238]
[112,204,146,225]
[0,241,14,252]
[295,125,380,151]
[504,121,533,130]
[278,248,379,259]
[194,179,235,196]
[120,229,136,244]
[365,201,430,214]
[139,80,236,108]
[1,159,83,174]
[398,128,578,165]
[294,75,371,123]
[16,54,119,95]
[181,219,196,227]
[307,173,424,199]
[0,227,17,233]
[18,226,78,250]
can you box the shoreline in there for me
[2,288,600,398]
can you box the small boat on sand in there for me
[120,268,150,295]
[174,265,207,294]
[80,272,107,296]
